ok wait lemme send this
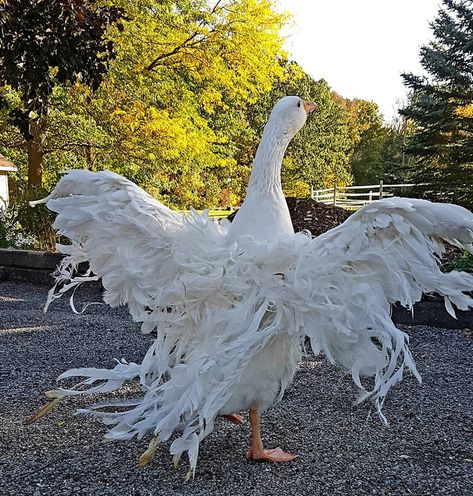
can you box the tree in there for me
[227,62,355,196]
[295,80,353,190]
[0,0,290,206]
[99,0,289,208]
[381,113,417,185]
[335,98,386,185]
[0,0,289,208]
[350,123,387,185]
[0,0,122,187]
[400,0,473,208]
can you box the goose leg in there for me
[246,408,296,462]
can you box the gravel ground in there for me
[0,281,472,496]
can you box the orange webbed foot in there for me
[246,447,297,462]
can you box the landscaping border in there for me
[0,248,63,285]
[0,248,471,329]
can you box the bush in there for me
[0,187,56,251]
[444,251,473,273]
[0,202,19,248]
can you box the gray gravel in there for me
[1,281,472,496]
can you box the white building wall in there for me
[0,173,9,209]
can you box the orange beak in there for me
[303,101,317,115]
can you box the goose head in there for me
[266,96,317,141]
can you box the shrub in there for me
[0,187,56,251]
[444,251,473,273]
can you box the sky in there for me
[278,0,442,121]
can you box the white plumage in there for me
[30,96,473,476]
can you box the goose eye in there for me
[297,101,301,108]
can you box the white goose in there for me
[30,96,473,477]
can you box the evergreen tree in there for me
[400,0,473,208]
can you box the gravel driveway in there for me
[0,281,472,496]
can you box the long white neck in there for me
[226,122,294,242]
[246,124,292,198]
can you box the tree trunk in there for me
[85,142,93,171]
[85,93,93,171]
[27,119,46,188]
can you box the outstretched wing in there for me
[31,169,230,336]
[284,197,473,418]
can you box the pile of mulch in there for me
[228,197,351,236]
[285,197,351,236]
[439,243,466,269]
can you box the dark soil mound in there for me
[285,197,351,236]
[227,197,351,236]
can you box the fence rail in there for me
[311,181,415,210]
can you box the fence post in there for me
[379,179,384,199]
[369,190,373,202]
[333,182,337,205]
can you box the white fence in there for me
[311,181,415,210]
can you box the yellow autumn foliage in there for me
[85,0,290,207]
